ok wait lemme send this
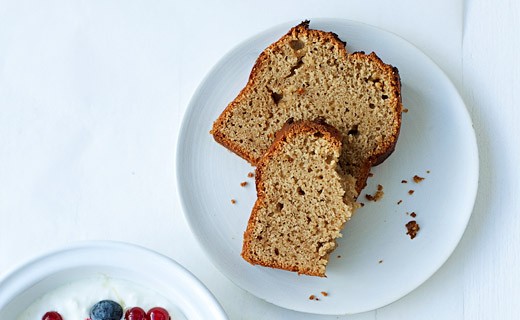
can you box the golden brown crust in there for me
[354,163,372,194]
[370,65,402,166]
[272,119,342,152]
[241,120,342,276]
[349,53,401,192]
[211,130,256,164]
[347,52,402,168]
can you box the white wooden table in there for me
[1,1,519,319]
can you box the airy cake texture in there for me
[241,120,357,277]
[211,21,402,195]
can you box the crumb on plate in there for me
[365,184,384,201]
[413,175,425,183]
[406,220,420,239]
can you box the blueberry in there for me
[90,300,123,320]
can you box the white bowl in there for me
[0,241,228,319]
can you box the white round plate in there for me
[177,19,478,315]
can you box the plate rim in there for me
[176,17,479,315]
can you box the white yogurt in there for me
[17,275,186,320]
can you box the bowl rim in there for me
[0,240,228,319]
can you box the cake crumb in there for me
[240,181,248,187]
[321,291,328,297]
[360,202,365,207]
[378,260,383,264]
[403,108,409,113]
[413,175,425,183]
[309,295,315,300]
[337,255,341,258]
[401,180,408,183]
[231,199,236,204]
[406,220,420,239]
[365,184,384,201]
[247,172,255,178]
[397,200,402,205]
[410,212,417,218]
[427,170,431,174]
[368,172,374,177]
[408,189,414,195]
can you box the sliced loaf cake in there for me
[241,120,357,277]
[211,21,402,196]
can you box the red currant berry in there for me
[147,307,170,320]
[42,311,63,320]
[125,307,146,320]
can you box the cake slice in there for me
[241,120,358,277]
[211,21,402,196]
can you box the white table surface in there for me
[1,0,519,319]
